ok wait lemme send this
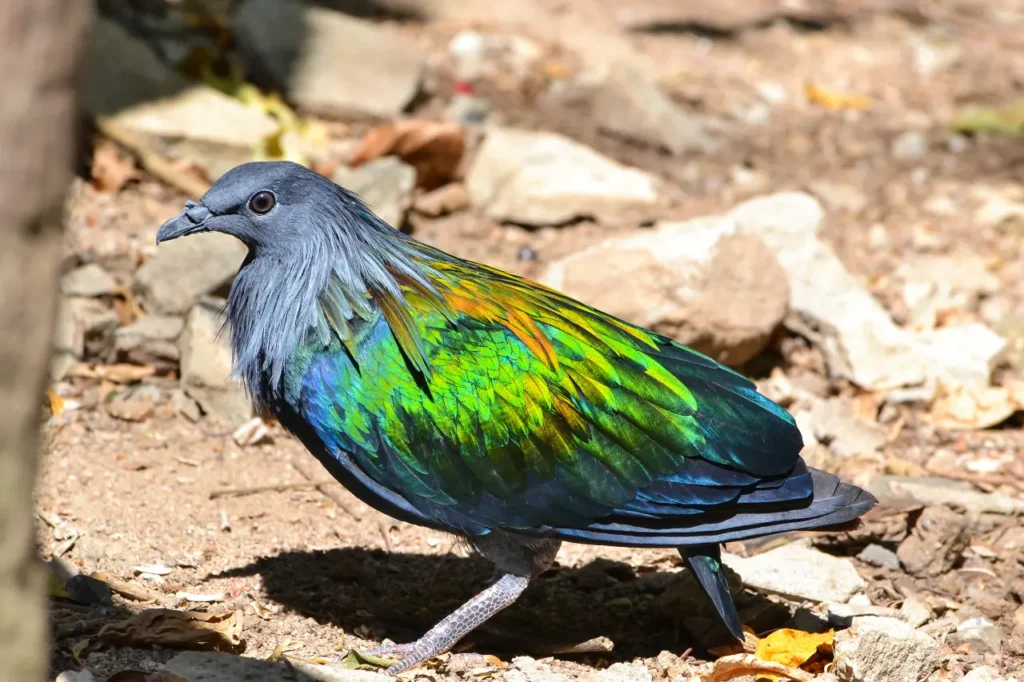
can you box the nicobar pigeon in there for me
[157,161,876,674]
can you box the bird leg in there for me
[377,572,531,675]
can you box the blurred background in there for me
[32,0,1024,680]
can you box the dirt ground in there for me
[41,0,1024,679]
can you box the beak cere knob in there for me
[185,204,212,223]
[156,203,213,244]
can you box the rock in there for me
[898,594,934,627]
[827,603,900,628]
[857,544,901,571]
[1008,623,1024,656]
[810,181,869,214]
[56,297,120,363]
[580,663,652,682]
[722,541,866,603]
[896,254,999,328]
[874,476,1024,516]
[413,183,471,217]
[235,0,426,119]
[136,232,246,314]
[333,156,416,228]
[950,617,1003,655]
[508,657,574,682]
[894,504,969,577]
[833,616,940,682]
[891,131,928,160]
[543,231,788,365]
[114,315,184,372]
[960,667,1007,682]
[170,389,202,423]
[467,128,660,226]
[61,263,117,297]
[589,62,717,154]
[907,324,1006,391]
[165,651,391,682]
[179,297,252,425]
[811,397,887,458]
[84,19,278,180]
[55,672,96,682]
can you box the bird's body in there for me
[157,161,876,674]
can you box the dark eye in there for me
[248,190,276,215]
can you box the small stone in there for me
[115,314,184,372]
[960,667,1007,682]
[169,389,202,423]
[333,156,415,228]
[55,672,97,682]
[66,574,113,608]
[894,504,969,577]
[1008,623,1024,656]
[137,232,246,314]
[61,263,117,297]
[812,397,887,459]
[413,183,471,217]
[949,616,1003,655]
[58,297,120,361]
[833,616,940,682]
[898,594,934,627]
[467,127,660,226]
[179,297,253,425]
[810,181,869,214]
[106,391,157,422]
[235,0,426,119]
[891,131,928,160]
[723,541,866,603]
[827,602,900,628]
[896,254,999,328]
[590,62,717,155]
[857,544,901,571]
[580,662,652,682]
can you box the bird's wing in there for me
[296,252,807,536]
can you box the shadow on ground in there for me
[221,547,784,661]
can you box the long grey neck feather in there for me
[224,201,437,409]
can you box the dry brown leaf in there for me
[69,363,157,384]
[350,120,465,190]
[753,629,834,680]
[705,654,813,682]
[930,381,1024,430]
[805,83,871,111]
[91,139,140,193]
[86,608,244,654]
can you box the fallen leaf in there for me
[267,639,303,661]
[705,654,813,682]
[754,629,834,679]
[351,120,466,190]
[930,381,1024,430]
[69,363,157,384]
[337,648,398,670]
[91,139,140,193]
[45,389,66,418]
[81,608,244,655]
[952,100,1024,135]
[805,83,871,111]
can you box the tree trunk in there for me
[0,2,92,681]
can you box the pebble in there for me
[61,263,117,297]
[857,543,901,571]
[723,541,866,603]
[950,616,1003,655]
[833,616,940,682]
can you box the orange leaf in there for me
[91,139,140,193]
[754,629,834,680]
[350,120,465,190]
[805,83,871,111]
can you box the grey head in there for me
[156,161,434,406]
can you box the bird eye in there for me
[248,191,276,215]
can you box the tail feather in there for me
[550,467,876,547]
[681,544,744,640]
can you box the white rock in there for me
[833,616,940,682]
[961,666,1011,682]
[179,297,253,425]
[61,263,117,297]
[333,157,416,228]
[812,396,887,458]
[467,127,660,226]
[542,231,788,366]
[891,131,928,160]
[880,476,1024,515]
[137,232,246,314]
[898,594,934,627]
[827,602,900,627]
[950,616,1004,655]
[897,254,1000,328]
[235,0,426,119]
[907,324,1005,390]
[590,62,717,155]
[722,541,866,603]
[55,672,96,682]
[581,663,652,682]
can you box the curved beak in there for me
[156,201,213,244]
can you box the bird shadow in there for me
[219,546,791,662]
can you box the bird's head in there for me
[156,161,355,256]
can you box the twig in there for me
[55,617,107,639]
[925,466,1024,494]
[91,572,163,603]
[94,116,211,199]
[291,459,362,521]
[209,481,338,499]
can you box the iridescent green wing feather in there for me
[293,246,802,534]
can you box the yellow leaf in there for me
[45,389,65,418]
[754,629,834,680]
[805,83,871,111]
